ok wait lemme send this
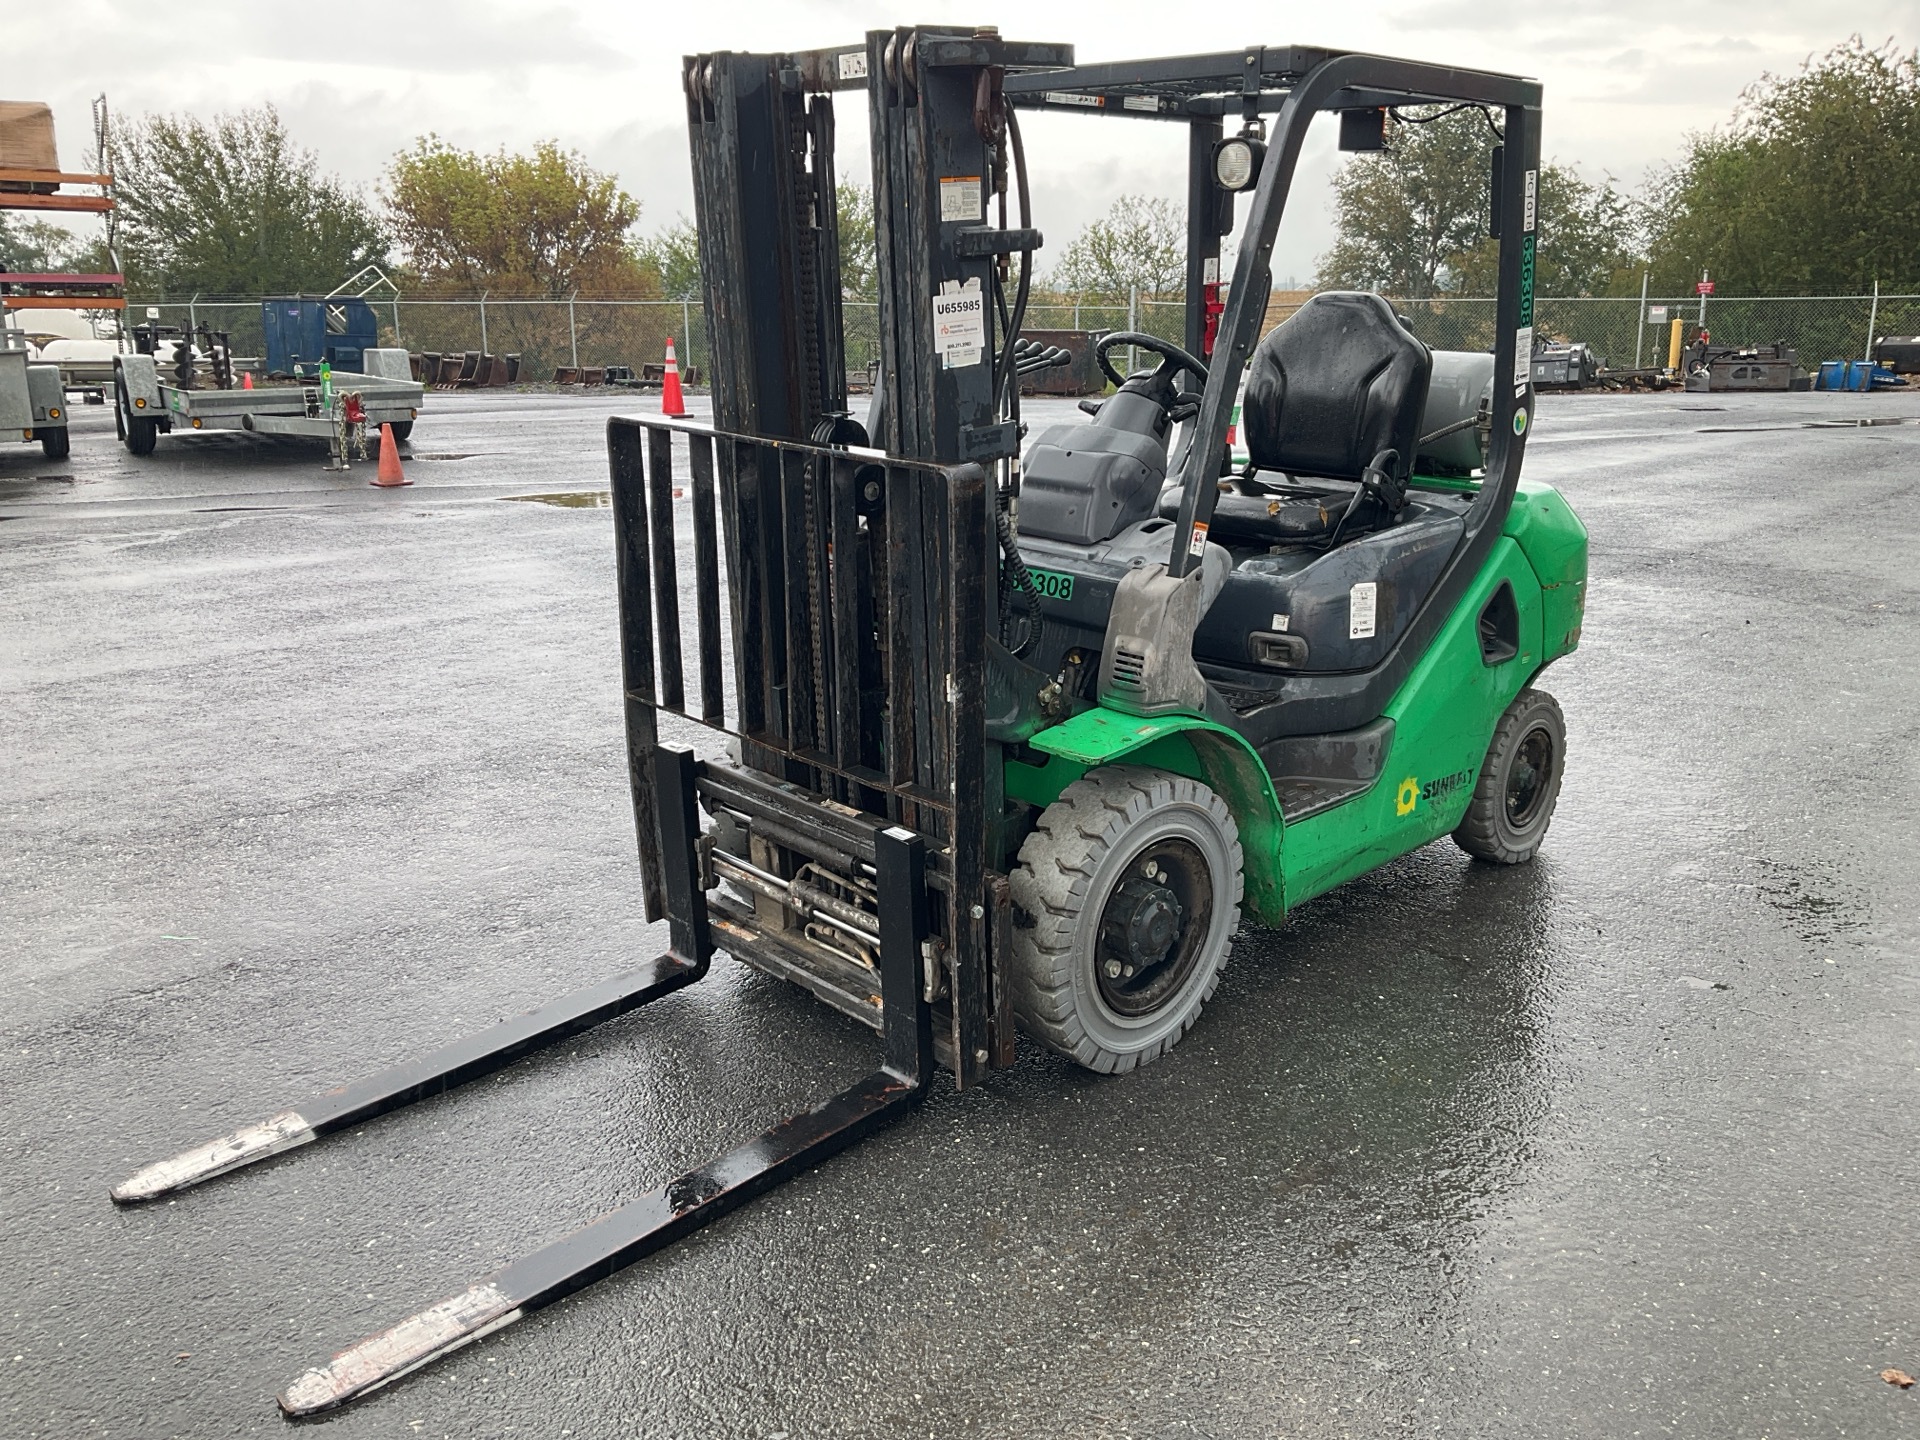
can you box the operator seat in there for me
[1176,292,1469,694]
[1208,291,1433,543]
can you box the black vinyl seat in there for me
[1203,292,1433,547]
[1164,293,1465,692]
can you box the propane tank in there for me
[1417,350,1495,475]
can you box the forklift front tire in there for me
[1010,766,1243,1074]
[1453,687,1565,864]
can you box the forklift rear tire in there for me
[38,427,69,461]
[1010,766,1243,1074]
[1453,687,1565,864]
[125,416,158,457]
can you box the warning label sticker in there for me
[1189,521,1210,557]
[837,51,868,81]
[1349,582,1378,640]
[939,176,982,223]
[933,278,986,369]
[1513,326,1533,387]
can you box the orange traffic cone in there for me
[661,337,687,417]
[371,422,412,487]
[241,371,253,390]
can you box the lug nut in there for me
[1104,959,1123,979]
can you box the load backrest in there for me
[1242,292,1432,484]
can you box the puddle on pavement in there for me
[1750,856,1867,945]
[1698,416,1920,434]
[501,490,612,508]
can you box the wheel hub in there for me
[1102,878,1184,969]
[1504,725,1555,828]
[1092,839,1213,1018]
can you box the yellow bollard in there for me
[1667,318,1684,372]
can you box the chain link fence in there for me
[127,290,1918,385]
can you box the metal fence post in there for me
[479,291,489,356]
[1634,270,1649,370]
[392,294,402,347]
[1073,296,1081,330]
[568,291,579,370]
[188,292,199,333]
[1865,279,1880,362]
[681,297,692,369]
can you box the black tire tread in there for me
[1009,767,1242,1074]
[1453,687,1565,864]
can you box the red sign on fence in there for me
[1696,280,1715,295]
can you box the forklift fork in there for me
[109,744,936,1416]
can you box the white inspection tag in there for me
[1349,582,1378,640]
[838,51,869,81]
[939,176,982,222]
[933,279,986,369]
[1271,613,1289,632]
[1513,326,1533,387]
[1122,95,1159,112]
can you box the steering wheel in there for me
[1095,330,1209,392]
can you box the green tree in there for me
[1048,195,1184,299]
[835,183,878,301]
[0,215,94,271]
[638,217,700,299]
[1316,109,1494,297]
[1320,107,1640,297]
[385,138,647,296]
[1642,37,1920,292]
[114,106,386,296]
[1453,165,1643,296]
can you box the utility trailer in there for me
[110,31,1585,1416]
[0,332,68,459]
[0,100,111,461]
[111,337,423,456]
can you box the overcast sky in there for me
[15,0,1913,284]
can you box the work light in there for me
[1213,134,1266,192]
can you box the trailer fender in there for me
[117,353,163,416]
[25,363,65,426]
[1018,706,1287,924]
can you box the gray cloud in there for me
[9,0,1911,265]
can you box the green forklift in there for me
[109,33,1585,1413]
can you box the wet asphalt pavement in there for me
[4,387,1920,1439]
